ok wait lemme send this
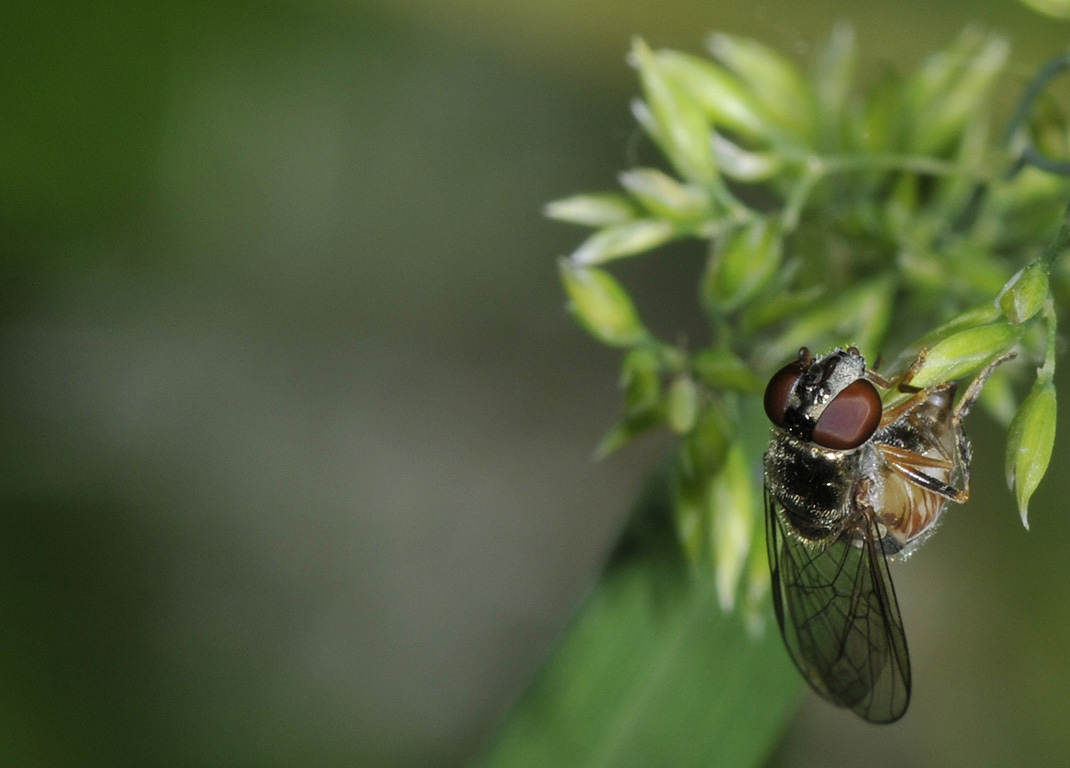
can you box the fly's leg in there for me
[952,429,973,503]
[878,444,969,503]
[946,351,1016,503]
[869,350,937,429]
[877,382,955,428]
[868,348,929,394]
[951,351,1017,422]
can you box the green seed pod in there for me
[1006,382,1057,529]
[544,193,639,226]
[571,218,676,266]
[706,32,817,145]
[908,322,1022,389]
[813,23,856,139]
[912,302,1003,350]
[910,30,1009,155]
[999,263,1050,325]
[854,70,907,155]
[710,133,783,182]
[667,375,699,435]
[631,39,718,183]
[1016,0,1070,19]
[742,513,772,636]
[618,168,711,221]
[673,405,732,565]
[654,50,774,144]
[621,346,662,412]
[710,444,756,611]
[559,259,648,347]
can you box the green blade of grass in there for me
[471,464,801,768]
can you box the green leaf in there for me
[471,466,801,768]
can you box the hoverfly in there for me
[762,345,1011,723]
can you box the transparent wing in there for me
[766,487,911,723]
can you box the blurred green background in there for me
[2,1,1070,766]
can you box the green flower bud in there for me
[999,263,1050,325]
[630,39,718,183]
[854,70,907,155]
[653,50,772,144]
[621,346,661,412]
[618,168,711,221]
[910,30,1009,154]
[667,375,699,434]
[673,405,731,564]
[976,167,1070,250]
[702,218,783,312]
[1016,0,1070,19]
[912,302,1003,350]
[710,133,783,182]
[909,322,1022,389]
[544,193,638,226]
[571,218,676,266]
[710,444,755,611]
[559,259,648,347]
[672,471,706,566]
[1006,382,1057,529]
[910,27,985,115]
[677,403,730,482]
[742,528,772,637]
[813,23,856,137]
[706,32,817,144]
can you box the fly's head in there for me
[763,346,883,452]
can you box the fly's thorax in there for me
[874,381,958,456]
[765,431,871,542]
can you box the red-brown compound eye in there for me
[764,361,805,428]
[811,378,882,450]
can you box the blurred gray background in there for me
[2,1,1070,766]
